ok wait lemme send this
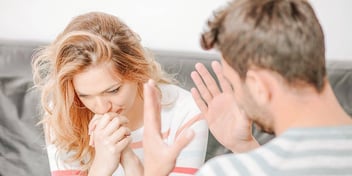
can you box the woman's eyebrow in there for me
[76,83,121,96]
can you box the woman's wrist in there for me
[88,159,114,176]
[121,147,143,176]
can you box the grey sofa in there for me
[1,40,351,176]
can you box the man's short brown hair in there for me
[201,0,326,92]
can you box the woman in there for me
[32,12,208,176]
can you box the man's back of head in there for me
[201,0,326,92]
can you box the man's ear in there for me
[245,70,271,105]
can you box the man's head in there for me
[200,0,326,132]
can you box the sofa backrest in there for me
[0,40,50,175]
[154,49,352,117]
[1,40,351,175]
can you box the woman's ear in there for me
[245,70,271,105]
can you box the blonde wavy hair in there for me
[32,11,173,170]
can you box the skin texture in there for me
[72,64,143,175]
[190,61,259,153]
[72,64,141,120]
[143,80,195,176]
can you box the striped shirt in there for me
[196,125,352,176]
[47,84,209,176]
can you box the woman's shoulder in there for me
[158,83,194,105]
[158,83,200,120]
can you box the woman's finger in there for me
[171,129,195,159]
[89,114,103,134]
[110,126,131,145]
[104,116,129,136]
[116,136,132,151]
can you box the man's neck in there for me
[273,84,352,135]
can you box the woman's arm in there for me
[46,144,87,176]
[44,124,87,176]
[120,147,143,176]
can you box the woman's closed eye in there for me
[106,87,120,94]
[77,93,89,99]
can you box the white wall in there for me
[0,0,351,60]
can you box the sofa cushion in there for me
[327,61,352,116]
[0,40,50,176]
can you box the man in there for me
[143,0,352,175]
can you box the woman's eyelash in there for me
[107,87,120,94]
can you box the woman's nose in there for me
[94,97,112,114]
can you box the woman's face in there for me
[72,64,139,116]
